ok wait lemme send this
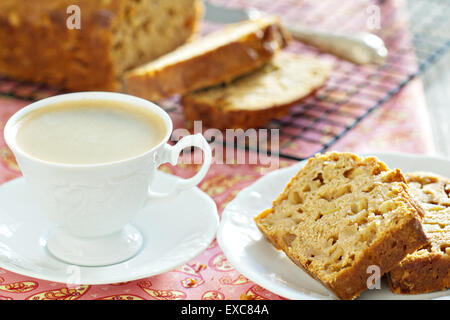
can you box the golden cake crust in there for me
[254,152,428,300]
[0,0,202,91]
[125,16,289,101]
[181,52,332,129]
[387,172,450,295]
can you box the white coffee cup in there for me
[4,92,212,266]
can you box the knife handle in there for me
[283,25,388,65]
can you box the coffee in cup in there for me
[14,99,167,165]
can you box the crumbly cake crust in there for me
[181,52,332,129]
[254,152,428,300]
[387,172,450,294]
[0,0,202,91]
[125,16,289,101]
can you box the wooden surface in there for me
[422,52,450,157]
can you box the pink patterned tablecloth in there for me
[0,0,437,300]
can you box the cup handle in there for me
[148,133,212,199]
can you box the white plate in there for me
[0,171,219,285]
[217,152,450,300]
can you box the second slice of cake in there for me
[181,51,332,130]
[254,152,428,299]
[387,172,449,295]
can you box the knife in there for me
[203,1,388,65]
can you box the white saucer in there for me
[0,171,219,285]
[217,152,450,300]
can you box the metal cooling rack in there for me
[1,0,449,161]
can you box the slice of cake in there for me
[181,52,332,130]
[125,16,288,101]
[387,172,449,294]
[254,152,428,300]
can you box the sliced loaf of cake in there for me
[254,152,428,300]
[0,0,203,91]
[387,172,449,294]
[125,16,288,101]
[181,51,332,129]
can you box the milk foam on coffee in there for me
[14,99,166,164]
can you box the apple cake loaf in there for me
[254,152,428,300]
[387,172,449,294]
[125,16,288,101]
[0,0,203,91]
[181,52,332,130]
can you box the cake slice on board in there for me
[254,152,428,300]
[125,16,288,101]
[387,172,449,295]
[181,51,332,130]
